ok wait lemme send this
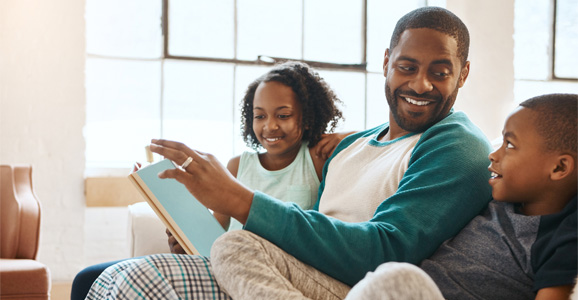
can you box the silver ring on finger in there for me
[180,156,193,169]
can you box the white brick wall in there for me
[84,207,131,266]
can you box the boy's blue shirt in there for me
[244,110,493,286]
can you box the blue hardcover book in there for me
[128,159,225,256]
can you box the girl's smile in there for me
[252,81,304,170]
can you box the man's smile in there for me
[403,97,432,106]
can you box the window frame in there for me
[161,0,369,72]
[550,0,577,81]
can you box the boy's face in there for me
[488,107,556,205]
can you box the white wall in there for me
[0,0,519,282]
[0,0,86,280]
[447,0,516,141]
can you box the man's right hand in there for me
[166,228,186,254]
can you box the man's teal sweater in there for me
[244,111,493,286]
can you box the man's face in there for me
[383,28,469,134]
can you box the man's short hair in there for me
[390,7,470,66]
[519,93,577,154]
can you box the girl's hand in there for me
[166,228,186,254]
[149,139,254,224]
[313,131,357,160]
[131,162,142,174]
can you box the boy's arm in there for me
[535,285,573,300]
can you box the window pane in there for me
[168,0,235,58]
[237,0,302,60]
[427,0,446,7]
[304,0,363,64]
[513,0,551,80]
[233,65,270,155]
[86,0,162,58]
[86,58,161,168]
[318,70,366,131]
[163,60,235,164]
[554,0,578,79]
[367,0,422,72]
[366,73,389,129]
[514,79,578,104]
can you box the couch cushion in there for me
[0,259,50,298]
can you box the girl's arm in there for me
[535,285,574,300]
[310,132,357,180]
[213,155,241,230]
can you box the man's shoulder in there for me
[429,111,483,136]
[335,123,387,149]
[421,111,490,149]
[409,111,492,167]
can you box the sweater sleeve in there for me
[244,112,493,286]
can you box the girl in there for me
[166,60,346,252]
[213,60,344,231]
[75,61,347,299]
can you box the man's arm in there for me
[245,112,493,286]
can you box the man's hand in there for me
[149,139,254,224]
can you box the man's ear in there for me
[458,61,470,88]
[383,48,390,77]
[551,154,576,181]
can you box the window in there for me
[513,0,577,103]
[86,0,441,170]
[553,0,578,79]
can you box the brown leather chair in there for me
[1,165,51,299]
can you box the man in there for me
[86,7,492,300]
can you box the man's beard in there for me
[385,82,459,133]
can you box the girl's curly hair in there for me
[240,61,344,150]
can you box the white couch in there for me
[127,202,171,257]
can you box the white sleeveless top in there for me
[228,142,320,231]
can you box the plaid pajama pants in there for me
[86,254,232,300]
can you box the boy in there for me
[346,93,578,300]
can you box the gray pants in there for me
[211,230,352,300]
[212,230,445,300]
[345,262,444,300]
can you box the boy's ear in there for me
[550,154,576,181]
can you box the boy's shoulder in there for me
[531,195,577,290]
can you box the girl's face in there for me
[252,81,303,158]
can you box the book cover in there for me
[128,159,225,256]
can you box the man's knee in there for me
[211,230,261,266]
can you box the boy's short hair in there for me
[390,7,470,66]
[519,93,577,154]
[240,61,343,150]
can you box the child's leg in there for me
[344,262,444,300]
[85,254,231,300]
[211,230,351,300]
[71,259,128,300]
